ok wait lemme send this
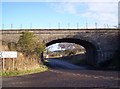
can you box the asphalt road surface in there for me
[2,59,120,88]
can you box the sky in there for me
[1,0,119,29]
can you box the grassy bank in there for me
[1,41,48,77]
[0,65,48,77]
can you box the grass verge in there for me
[0,65,48,77]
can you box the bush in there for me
[34,42,46,54]
[65,49,77,56]
[17,31,37,54]
[17,31,46,57]
[8,42,17,51]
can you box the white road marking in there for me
[94,77,99,78]
[50,70,120,80]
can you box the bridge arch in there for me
[46,38,99,66]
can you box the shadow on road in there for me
[44,58,120,71]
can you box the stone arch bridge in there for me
[1,29,120,66]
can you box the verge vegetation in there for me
[0,31,48,77]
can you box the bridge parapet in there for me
[1,29,119,34]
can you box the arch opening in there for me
[45,38,97,66]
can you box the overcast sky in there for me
[1,0,119,29]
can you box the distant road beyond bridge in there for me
[1,29,120,66]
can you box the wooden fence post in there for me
[2,58,5,71]
[12,58,15,71]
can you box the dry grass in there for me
[0,41,44,73]
[2,53,41,73]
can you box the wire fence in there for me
[1,23,117,30]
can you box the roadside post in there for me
[0,51,17,71]
[12,58,15,71]
[2,58,5,71]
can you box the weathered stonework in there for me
[1,29,120,66]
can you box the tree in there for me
[34,42,46,54]
[58,43,74,50]
[17,31,45,56]
[58,43,83,51]
[65,49,77,56]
